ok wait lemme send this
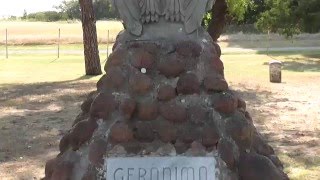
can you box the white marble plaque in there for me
[106,157,217,180]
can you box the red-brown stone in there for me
[218,138,236,169]
[203,74,228,92]
[252,132,275,156]
[110,122,134,143]
[97,67,125,90]
[176,41,202,57]
[174,140,189,154]
[189,141,207,155]
[45,157,59,178]
[157,85,176,101]
[238,98,247,110]
[51,161,74,180]
[88,139,108,168]
[213,42,221,57]
[137,101,158,121]
[188,106,208,124]
[177,73,200,95]
[226,112,253,150]
[59,133,70,153]
[202,127,219,147]
[212,93,238,114]
[157,122,177,143]
[268,155,284,169]
[81,91,97,113]
[129,73,153,94]
[134,121,155,142]
[119,98,136,120]
[208,56,224,75]
[157,57,185,78]
[131,49,155,69]
[239,153,288,180]
[69,121,98,151]
[90,93,118,120]
[104,48,126,72]
[160,103,187,123]
[182,127,201,144]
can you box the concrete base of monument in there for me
[43,28,288,180]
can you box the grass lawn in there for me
[0,52,319,179]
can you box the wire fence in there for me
[0,28,116,60]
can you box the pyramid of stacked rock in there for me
[43,30,289,180]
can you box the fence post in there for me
[107,29,109,59]
[5,28,8,59]
[58,28,61,59]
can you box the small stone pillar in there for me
[269,60,282,83]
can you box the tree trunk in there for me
[208,0,228,41]
[79,0,102,75]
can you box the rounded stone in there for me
[218,138,236,169]
[104,48,126,71]
[202,127,220,147]
[252,132,275,156]
[81,91,97,113]
[203,74,228,92]
[188,141,207,156]
[45,158,59,178]
[134,121,155,142]
[157,122,177,143]
[131,49,155,69]
[208,56,224,75]
[160,103,187,123]
[129,73,153,94]
[238,98,247,110]
[59,133,70,153]
[69,120,98,151]
[181,127,201,144]
[88,139,108,168]
[213,42,222,57]
[158,57,185,78]
[122,141,142,154]
[90,92,118,120]
[212,92,238,114]
[157,85,176,101]
[51,161,74,180]
[176,41,202,57]
[119,98,136,120]
[110,122,134,143]
[226,112,253,150]
[177,73,200,95]
[188,106,208,124]
[239,153,287,180]
[174,140,189,154]
[137,102,158,121]
[268,155,284,169]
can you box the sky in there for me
[0,0,64,17]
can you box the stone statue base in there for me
[43,30,288,180]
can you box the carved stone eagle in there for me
[112,0,215,36]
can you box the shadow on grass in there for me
[0,76,97,166]
[231,83,320,174]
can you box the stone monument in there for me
[43,0,289,179]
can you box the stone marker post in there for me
[270,60,282,83]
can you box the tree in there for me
[56,0,81,20]
[79,0,102,75]
[22,10,28,20]
[256,0,320,37]
[204,0,253,41]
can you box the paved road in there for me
[0,46,320,56]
